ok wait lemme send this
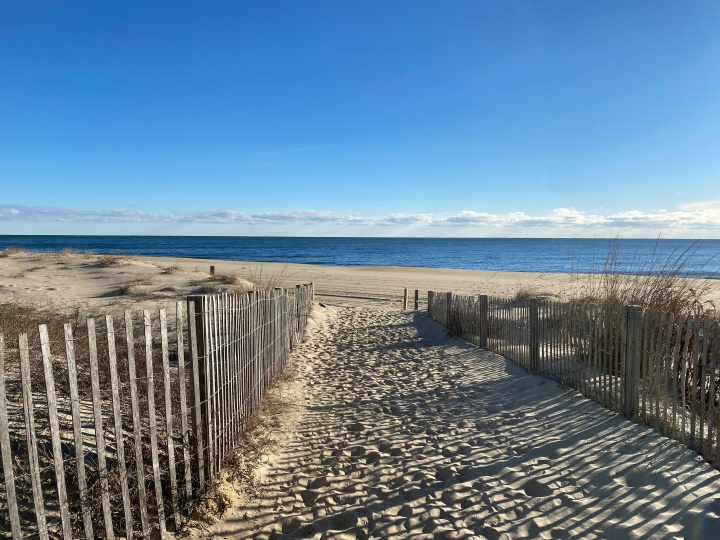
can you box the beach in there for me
[2,251,719,312]
[2,251,720,538]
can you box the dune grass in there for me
[569,238,718,318]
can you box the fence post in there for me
[403,289,408,310]
[478,295,488,348]
[623,305,643,420]
[446,292,453,333]
[0,335,23,540]
[427,291,433,316]
[187,295,211,484]
[414,290,419,310]
[529,299,540,372]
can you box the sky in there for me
[1,1,719,238]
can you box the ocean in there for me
[1,236,719,279]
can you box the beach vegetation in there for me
[162,263,182,274]
[0,247,28,257]
[97,254,125,267]
[513,287,555,301]
[570,238,718,318]
[560,239,719,435]
[244,264,292,292]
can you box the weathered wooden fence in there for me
[428,291,720,467]
[0,284,314,539]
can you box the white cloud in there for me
[678,200,720,212]
[2,204,720,237]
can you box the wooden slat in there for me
[712,321,720,465]
[709,321,719,462]
[222,294,230,455]
[239,294,247,430]
[615,304,623,413]
[680,317,692,444]
[654,313,666,431]
[663,313,674,436]
[587,305,594,401]
[689,316,700,448]
[63,324,94,539]
[0,335,22,540]
[204,296,216,480]
[574,304,581,393]
[565,303,571,388]
[231,294,240,445]
[592,305,598,401]
[187,299,205,490]
[699,316,711,453]
[598,305,604,405]
[248,292,256,416]
[222,294,230,449]
[160,309,180,531]
[176,302,193,503]
[621,306,629,416]
[39,324,73,539]
[106,315,133,539]
[248,292,255,419]
[603,305,610,408]
[87,317,115,539]
[144,310,167,537]
[636,308,645,421]
[18,334,48,540]
[563,301,567,384]
[220,294,228,462]
[125,309,150,537]
[550,300,555,380]
[211,295,222,466]
[227,294,235,447]
[672,315,684,441]
[640,310,655,425]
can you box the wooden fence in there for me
[0,284,314,539]
[428,291,720,467]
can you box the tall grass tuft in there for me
[244,264,292,292]
[570,238,718,318]
[0,247,28,258]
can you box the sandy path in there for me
[189,305,720,539]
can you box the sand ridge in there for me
[186,305,720,539]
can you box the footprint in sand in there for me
[619,469,660,489]
[522,478,555,497]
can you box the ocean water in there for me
[1,236,719,279]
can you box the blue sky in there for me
[1,1,719,237]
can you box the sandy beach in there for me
[3,251,720,539]
[3,251,719,312]
[181,304,720,539]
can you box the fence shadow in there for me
[194,308,720,539]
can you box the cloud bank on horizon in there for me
[2,203,720,238]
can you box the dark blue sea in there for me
[1,236,719,279]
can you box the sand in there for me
[3,251,720,538]
[181,304,720,539]
[3,251,718,311]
